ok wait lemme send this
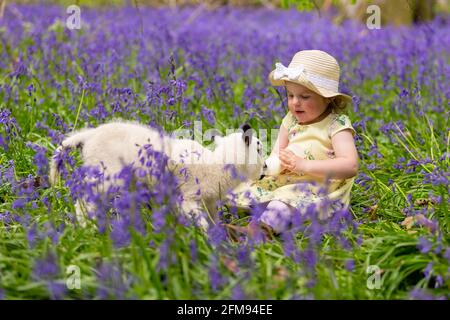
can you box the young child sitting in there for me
[226,50,359,240]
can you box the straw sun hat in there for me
[268,50,352,103]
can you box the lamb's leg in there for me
[72,173,107,228]
[75,198,100,227]
[181,200,209,231]
[204,198,220,223]
[74,199,91,228]
[74,172,102,228]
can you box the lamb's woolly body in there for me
[50,120,264,228]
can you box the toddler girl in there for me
[226,50,359,238]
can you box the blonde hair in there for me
[327,96,349,114]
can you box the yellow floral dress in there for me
[229,111,357,212]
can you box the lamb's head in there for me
[213,124,264,181]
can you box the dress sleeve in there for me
[328,114,356,138]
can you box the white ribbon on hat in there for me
[273,62,339,92]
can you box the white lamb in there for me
[49,120,265,229]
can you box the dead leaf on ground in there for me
[367,204,378,220]
[400,214,434,232]
[220,255,239,274]
[273,266,289,282]
[414,198,437,207]
[401,216,415,230]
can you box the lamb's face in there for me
[214,128,265,180]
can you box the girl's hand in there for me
[279,149,304,174]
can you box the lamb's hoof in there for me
[195,217,210,232]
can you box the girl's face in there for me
[285,82,329,124]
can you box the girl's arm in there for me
[269,124,289,157]
[280,129,359,180]
[264,124,289,176]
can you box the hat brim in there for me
[268,70,353,103]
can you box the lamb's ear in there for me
[241,123,252,147]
